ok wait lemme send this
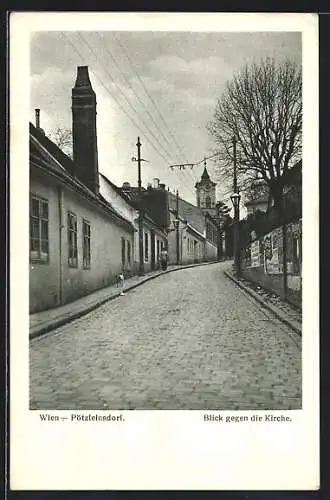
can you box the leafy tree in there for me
[214,201,231,258]
[216,200,231,222]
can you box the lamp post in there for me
[230,192,241,277]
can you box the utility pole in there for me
[232,135,240,276]
[137,137,144,275]
[233,135,237,193]
[176,189,180,265]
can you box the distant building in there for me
[195,159,217,218]
[245,161,302,221]
[118,180,219,265]
[167,192,218,264]
[244,178,270,215]
[99,174,167,273]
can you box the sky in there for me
[30,30,301,209]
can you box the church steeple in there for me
[195,158,217,215]
[201,158,210,181]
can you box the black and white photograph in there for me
[10,12,319,491]
[29,28,303,411]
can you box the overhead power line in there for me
[77,32,174,164]
[79,33,197,200]
[96,32,176,155]
[169,152,223,171]
[114,34,188,164]
[62,32,197,200]
[113,33,198,192]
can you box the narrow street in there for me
[30,262,301,410]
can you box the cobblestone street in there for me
[30,262,302,410]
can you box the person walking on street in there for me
[160,248,168,271]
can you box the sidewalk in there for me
[224,270,302,336]
[30,260,220,339]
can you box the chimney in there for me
[35,108,40,128]
[153,178,160,189]
[72,66,99,194]
[35,108,45,135]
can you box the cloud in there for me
[148,54,230,77]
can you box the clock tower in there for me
[195,159,217,217]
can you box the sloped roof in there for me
[168,192,205,235]
[201,166,210,180]
[99,172,138,208]
[195,165,216,187]
[101,174,168,231]
[245,198,269,206]
[30,122,75,176]
[30,123,134,231]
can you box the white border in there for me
[10,12,319,490]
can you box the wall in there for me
[30,169,134,313]
[142,222,166,272]
[181,228,205,265]
[99,175,137,224]
[240,219,302,308]
[61,186,134,304]
[205,240,218,261]
[30,172,61,312]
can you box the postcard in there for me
[10,12,319,491]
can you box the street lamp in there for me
[172,218,180,265]
[230,192,241,276]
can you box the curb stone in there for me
[30,260,223,339]
[224,271,302,337]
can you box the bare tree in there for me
[207,57,302,216]
[50,127,73,158]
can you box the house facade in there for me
[245,178,270,215]
[167,192,218,265]
[30,124,135,313]
[108,178,168,273]
[30,65,166,313]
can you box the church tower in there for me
[195,159,217,217]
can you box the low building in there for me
[167,209,207,265]
[30,65,165,314]
[244,178,270,215]
[99,174,167,274]
[167,192,218,264]
[30,123,135,313]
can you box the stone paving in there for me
[30,261,302,410]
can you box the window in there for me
[67,212,78,267]
[30,195,49,263]
[206,196,211,208]
[144,232,149,261]
[127,240,131,266]
[121,237,126,267]
[82,220,91,269]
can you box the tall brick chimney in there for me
[35,108,45,135]
[72,66,99,194]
